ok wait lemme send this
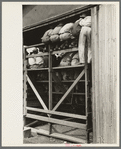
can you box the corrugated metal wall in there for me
[91,4,118,144]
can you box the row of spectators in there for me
[27,50,80,69]
[41,16,91,43]
[25,13,92,69]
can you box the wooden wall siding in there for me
[91,4,117,144]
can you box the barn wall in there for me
[91,4,118,144]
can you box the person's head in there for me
[33,48,39,54]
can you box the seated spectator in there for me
[59,23,74,41]
[41,29,53,43]
[79,16,91,27]
[26,47,38,55]
[71,13,87,37]
[71,52,79,66]
[50,23,63,43]
[59,52,75,66]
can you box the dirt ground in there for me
[24,123,92,144]
[24,133,71,144]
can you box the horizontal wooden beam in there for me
[25,120,39,127]
[36,80,86,83]
[53,64,85,70]
[53,70,85,111]
[27,65,84,71]
[26,52,49,58]
[52,92,85,95]
[26,107,86,120]
[24,127,87,143]
[52,47,78,55]
[27,68,48,71]
[26,75,48,110]
[26,113,86,129]
[24,43,45,49]
[26,47,78,58]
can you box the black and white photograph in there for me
[2,2,119,146]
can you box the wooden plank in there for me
[83,23,90,143]
[51,132,86,144]
[37,80,85,83]
[101,5,107,143]
[24,43,45,48]
[52,92,85,95]
[91,5,118,144]
[53,70,85,111]
[26,113,86,129]
[23,127,31,138]
[27,68,48,71]
[26,52,49,58]
[25,120,39,127]
[26,75,48,110]
[52,47,78,55]
[53,64,85,70]
[61,80,85,82]
[26,107,86,120]
[48,45,53,134]
[25,127,87,143]
[106,5,113,143]
[23,46,27,126]
[26,45,82,58]
[98,5,104,143]
[23,60,27,116]
[48,46,52,110]
[91,6,98,143]
[84,46,90,143]
[111,5,116,143]
[95,5,100,143]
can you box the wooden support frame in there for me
[26,75,48,110]
[53,70,85,111]
[23,6,93,143]
[26,107,86,120]
[26,113,86,129]
[24,47,92,143]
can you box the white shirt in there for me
[26,47,38,55]
[79,16,91,27]
[59,23,74,34]
[28,57,36,65]
[35,57,44,65]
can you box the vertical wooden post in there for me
[48,44,52,134]
[23,46,27,127]
[91,6,98,143]
[85,40,90,143]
